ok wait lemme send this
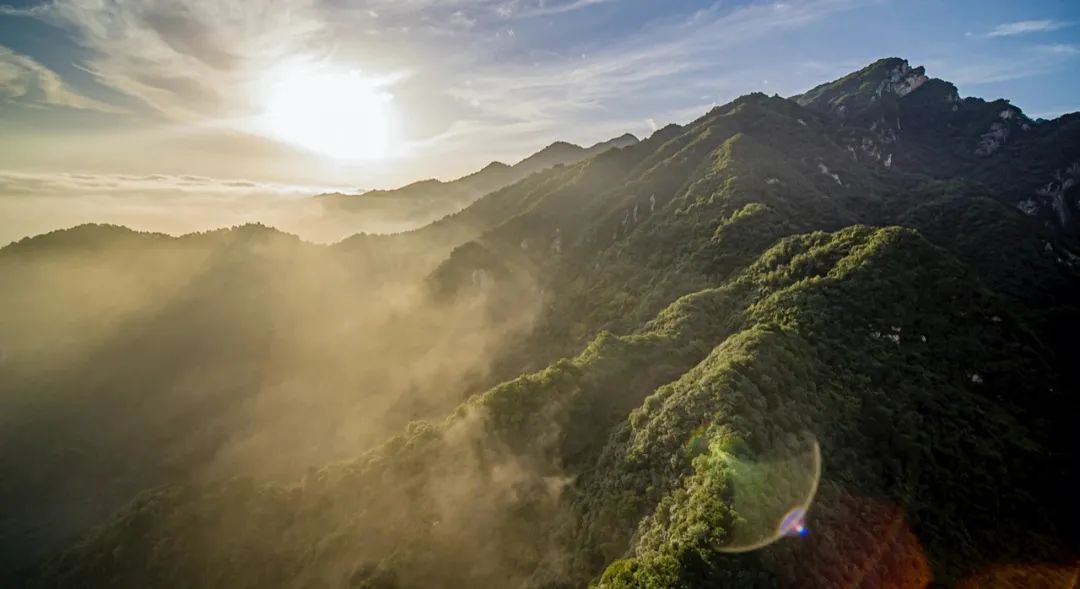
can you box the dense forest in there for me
[2,58,1078,588]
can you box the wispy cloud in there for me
[1034,43,1080,55]
[3,0,331,121]
[362,0,615,20]
[0,0,870,172]
[985,19,1071,38]
[0,46,121,113]
[935,60,1050,85]
[507,0,616,18]
[443,0,865,154]
[927,41,1080,87]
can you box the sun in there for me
[258,62,398,161]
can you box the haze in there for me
[2,0,1079,244]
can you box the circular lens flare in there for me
[714,433,821,553]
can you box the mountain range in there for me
[1,58,1078,588]
[300,134,640,240]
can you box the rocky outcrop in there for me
[1036,162,1079,229]
[1016,199,1040,216]
[876,61,928,98]
[818,162,842,185]
[976,122,1010,156]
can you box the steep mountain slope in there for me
[795,57,1080,244]
[304,134,639,240]
[5,59,1079,588]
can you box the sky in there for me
[0,0,1078,240]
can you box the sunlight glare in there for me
[259,62,398,161]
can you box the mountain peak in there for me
[512,141,585,171]
[606,133,639,144]
[869,56,911,71]
[874,59,928,97]
[587,133,639,152]
[541,140,583,152]
[794,57,932,113]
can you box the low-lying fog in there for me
[0,170,426,245]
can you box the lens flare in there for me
[778,506,808,538]
[713,433,821,553]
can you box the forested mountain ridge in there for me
[303,134,640,239]
[3,58,1079,588]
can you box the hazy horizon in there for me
[3,0,1080,247]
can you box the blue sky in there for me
[0,0,1078,192]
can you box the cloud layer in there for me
[0,170,355,245]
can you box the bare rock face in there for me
[1036,162,1080,229]
[868,119,899,143]
[876,62,928,98]
[1016,199,1040,216]
[976,122,1010,156]
[818,162,842,185]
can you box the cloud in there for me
[501,0,616,19]
[6,0,331,121]
[361,0,614,20]
[0,169,344,200]
[985,19,1071,38]
[1,0,865,165]
[0,0,888,187]
[442,0,865,154]
[0,169,361,245]
[925,41,1080,87]
[0,166,516,245]
[0,45,120,112]
[1034,44,1080,56]
[2,0,550,136]
[939,62,1048,85]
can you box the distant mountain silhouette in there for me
[305,133,640,239]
